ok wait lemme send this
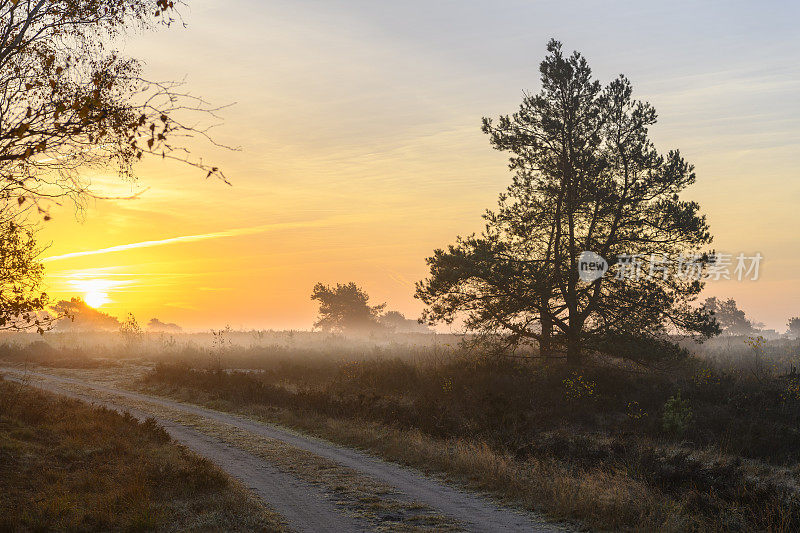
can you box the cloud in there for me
[42,219,332,263]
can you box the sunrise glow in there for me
[68,278,118,308]
[33,1,800,332]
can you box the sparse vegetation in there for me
[119,313,144,348]
[125,338,800,531]
[0,2,793,532]
[3,328,800,530]
[0,374,283,531]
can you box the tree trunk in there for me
[539,318,552,358]
[539,294,552,358]
[566,329,581,366]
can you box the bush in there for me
[662,391,693,436]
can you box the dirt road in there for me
[2,368,566,533]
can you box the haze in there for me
[39,0,800,331]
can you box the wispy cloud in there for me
[42,219,331,263]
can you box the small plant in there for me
[562,372,596,401]
[662,391,692,436]
[210,325,232,372]
[626,400,645,420]
[692,365,714,387]
[441,377,453,393]
[782,369,800,402]
[119,313,143,348]
[250,329,266,347]
[744,335,767,381]
[339,360,360,381]
[160,334,177,351]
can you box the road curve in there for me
[2,368,566,533]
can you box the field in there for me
[2,330,799,531]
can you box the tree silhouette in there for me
[788,317,800,338]
[0,220,47,332]
[0,1,228,329]
[52,297,120,331]
[119,312,143,347]
[704,297,759,336]
[148,317,182,332]
[379,310,431,333]
[417,40,718,365]
[311,282,386,334]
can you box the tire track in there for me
[2,368,565,533]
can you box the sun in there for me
[84,290,110,308]
[68,278,117,308]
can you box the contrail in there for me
[42,220,328,263]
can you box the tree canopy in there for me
[704,297,761,336]
[0,220,46,331]
[148,317,182,332]
[379,310,431,333]
[311,282,386,334]
[0,0,226,330]
[416,40,718,365]
[788,317,800,338]
[52,297,120,331]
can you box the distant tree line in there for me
[52,297,181,333]
[310,282,429,334]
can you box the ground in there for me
[2,330,799,532]
[0,375,284,532]
[1,366,563,533]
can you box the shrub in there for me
[662,391,693,436]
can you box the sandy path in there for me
[5,373,367,533]
[3,368,564,533]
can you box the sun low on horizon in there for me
[6,2,800,531]
[36,0,800,333]
[58,275,131,310]
[72,279,113,309]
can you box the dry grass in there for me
[0,375,285,532]
[4,332,800,531]
[150,388,674,531]
[138,356,800,532]
[258,405,672,530]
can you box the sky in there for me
[38,0,800,331]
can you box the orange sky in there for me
[38,1,800,331]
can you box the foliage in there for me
[119,312,143,347]
[562,372,596,401]
[379,310,430,333]
[0,221,49,332]
[662,391,692,436]
[311,282,386,333]
[0,0,228,218]
[148,317,182,332]
[744,335,767,381]
[788,316,800,337]
[210,324,232,371]
[52,296,120,330]
[590,330,690,366]
[704,297,760,336]
[416,40,718,365]
[0,0,228,336]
